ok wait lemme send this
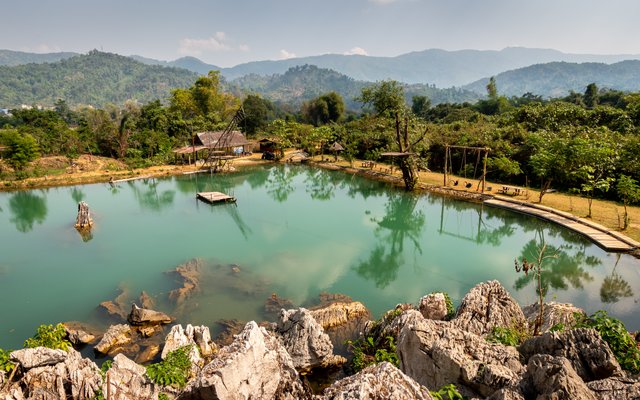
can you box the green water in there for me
[1,164,639,350]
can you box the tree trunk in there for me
[75,201,93,229]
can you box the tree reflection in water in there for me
[600,255,634,303]
[9,191,48,233]
[354,192,426,288]
[69,187,85,203]
[265,165,301,202]
[129,179,175,212]
[514,228,600,296]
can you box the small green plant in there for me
[430,383,467,400]
[347,336,399,373]
[0,348,16,373]
[486,324,530,347]
[146,346,192,388]
[158,393,170,400]
[24,323,70,350]
[549,322,565,333]
[574,310,640,374]
[441,292,456,320]
[100,359,113,377]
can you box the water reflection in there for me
[266,165,301,202]
[304,168,336,201]
[70,187,85,203]
[129,179,175,212]
[354,192,426,288]
[8,191,48,233]
[514,229,600,296]
[600,255,634,303]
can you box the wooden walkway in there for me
[196,192,236,204]
[484,197,640,252]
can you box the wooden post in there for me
[75,201,93,229]
[482,148,488,193]
[443,145,448,186]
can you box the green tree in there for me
[358,80,426,190]
[303,92,345,126]
[5,130,40,171]
[486,77,498,99]
[584,83,599,109]
[411,95,431,119]
[616,175,640,230]
[242,94,271,136]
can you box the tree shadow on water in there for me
[9,191,48,233]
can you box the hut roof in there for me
[196,130,250,148]
[380,151,416,157]
[329,142,344,151]
[172,145,207,154]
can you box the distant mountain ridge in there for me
[3,47,640,88]
[462,60,640,98]
[0,49,79,66]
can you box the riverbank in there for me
[2,153,640,243]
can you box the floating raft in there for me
[196,192,236,204]
[484,198,639,252]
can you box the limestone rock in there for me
[264,293,295,319]
[99,300,128,320]
[10,347,67,369]
[95,324,133,355]
[524,354,597,400]
[396,310,523,397]
[310,301,370,330]
[127,303,172,326]
[276,308,334,370]
[519,328,622,382]
[139,291,155,309]
[168,258,201,305]
[486,388,525,400]
[17,348,102,400]
[134,344,161,364]
[180,321,311,400]
[63,321,97,345]
[453,280,527,337]
[214,319,246,346]
[104,353,158,400]
[522,301,583,334]
[162,324,216,360]
[587,376,640,400]
[418,293,449,321]
[321,362,434,400]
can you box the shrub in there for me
[430,383,467,400]
[574,310,640,374]
[486,324,530,347]
[24,323,70,351]
[0,348,15,373]
[347,336,399,373]
[146,346,192,388]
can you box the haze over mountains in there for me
[1,47,640,108]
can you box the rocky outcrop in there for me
[453,280,527,337]
[276,308,334,371]
[168,258,201,305]
[127,304,172,326]
[397,310,523,397]
[94,324,133,355]
[523,354,597,400]
[321,362,434,400]
[418,293,449,321]
[519,328,622,382]
[9,348,102,400]
[310,301,370,330]
[63,321,97,345]
[180,321,311,400]
[103,353,158,400]
[264,293,295,319]
[161,324,216,360]
[522,301,584,334]
[586,376,640,400]
[10,348,67,369]
[98,284,130,321]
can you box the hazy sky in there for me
[3,0,639,67]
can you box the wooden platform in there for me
[196,192,236,204]
[484,198,640,252]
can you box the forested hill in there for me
[228,65,481,110]
[0,51,199,108]
[464,61,640,98]
[0,49,78,66]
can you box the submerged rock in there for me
[167,258,201,305]
[127,303,172,326]
[180,321,311,400]
[138,291,155,310]
[94,324,133,355]
[276,308,334,371]
[264,293,295,319]
[453,280,527,337]
[63,321,98,345]
[214,318,247,347]
[321,362,434,400]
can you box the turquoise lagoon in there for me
[0,164,638,349]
